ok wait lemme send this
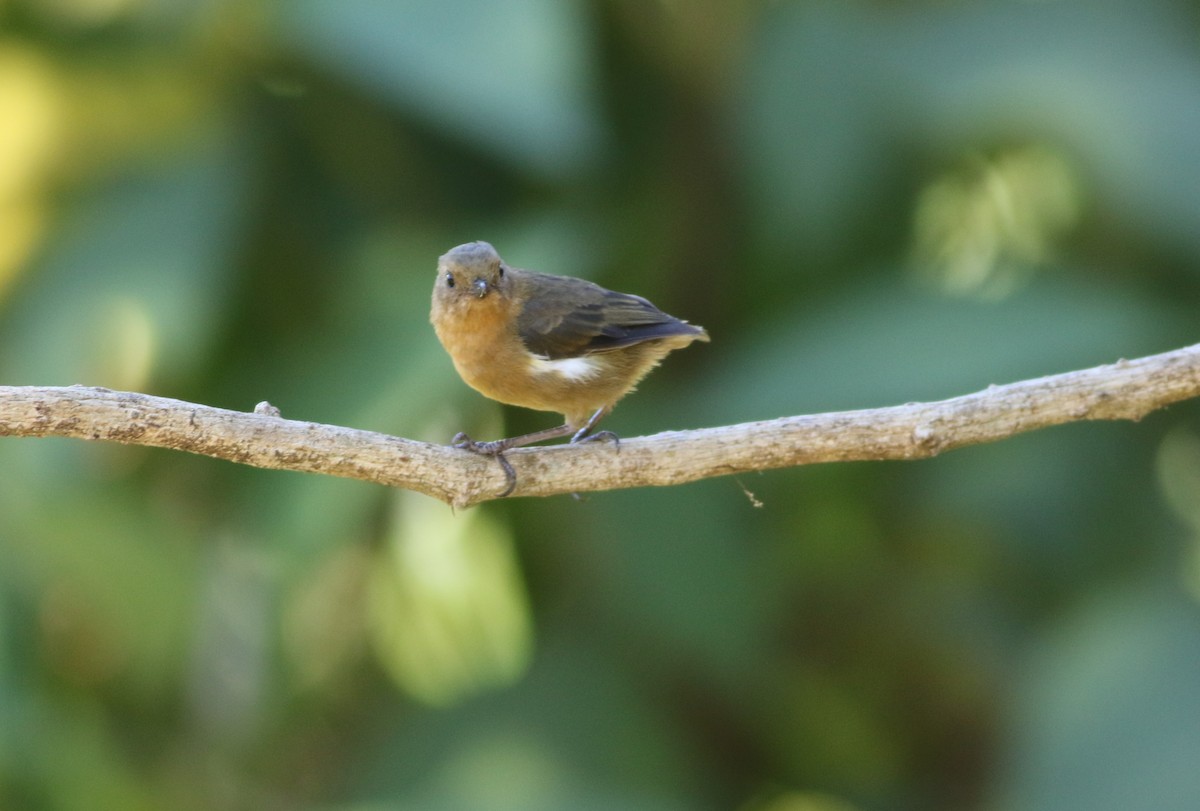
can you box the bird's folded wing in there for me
[518,285,700,360]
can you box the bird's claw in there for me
[492,454,517,497]
[452,432,504,454]
[451,433,517,497]
[572,429,620,451]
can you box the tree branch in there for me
[3,343,1199,508]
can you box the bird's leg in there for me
[569,407,619,449]
[451,423,577,498]
[452,423,576,455]
[566,407,619,503]
[452,409,618,497]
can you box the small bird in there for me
[431,241,708,494]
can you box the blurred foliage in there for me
[2,0,1200,809]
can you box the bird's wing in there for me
[516,274,702,360]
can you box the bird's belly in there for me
[455,350,613,416]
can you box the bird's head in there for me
[434,241,509,307]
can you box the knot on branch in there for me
[911,423,945,456]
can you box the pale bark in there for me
[2,343,1198,508]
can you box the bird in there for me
[430,240,708,495]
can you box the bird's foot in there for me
[451,433,517,497]
[452,432,510,455]
[571,428,620,451]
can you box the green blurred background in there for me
[3,1,1200,809]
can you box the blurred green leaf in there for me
[991,585,1200,811]
[0,128,250,389]
[735,3,892,261]
[738,1,1200,259]
[880,2,1200,258]
[277,0,603,177]
[353,632,696,810]
[367,491,533,706]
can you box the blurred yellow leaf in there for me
[368,490,533,706]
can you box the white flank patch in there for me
[529,355,600,381]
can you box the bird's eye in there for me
[497,265,505,277]
[445,272,455,288]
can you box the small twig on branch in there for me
[2,343,1200,509]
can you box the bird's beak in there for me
[472,278,489,298]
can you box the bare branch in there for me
[2,343,1199,508]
